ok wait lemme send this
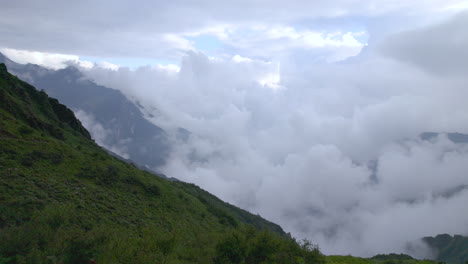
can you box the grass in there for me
[0,63,322,263]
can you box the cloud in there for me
[78,13,468,257]
[0,48,93,69]
[3,1,468,258]
[74,109,130,159]
[212,26,367,62]
[1,0,466,60]
[380,11,468,76]
[96,61,120,71]
[0,47,123,70]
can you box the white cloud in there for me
[221,26,366,62]
[75,109,130,159]
[3,0,468,258]
[1,0,465,60]
[443,1,468,11]
[79,13,468,256]
[232,54,253,63]
[380,11,468,76]
[155,63,180,73]
[183,24,235,41]
[0,47,93,69]
[96,61,120,71]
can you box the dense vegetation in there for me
[423,234,468,264]
[326,254,438,264]
[0,62,326,263]
[213,226,326,264]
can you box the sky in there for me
[1,0,468,257]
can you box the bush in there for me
[144,184,161,196]
[20,156,34,167]
[214,234,246,264]
[49,153,63,164]
[104,165,120,182]
[214,227,324,264]
[76,166,95,179]
[0,255,13,264]
[18,125,33,136]
[63,238,96,264]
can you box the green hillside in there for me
[326,254,438,264]
[0,63,324,263]
[423,234,468,264]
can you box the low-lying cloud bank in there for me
[74,110,130,159]
[79,12,468,257]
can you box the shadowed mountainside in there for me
[423,234,468,264]
[0,53,170,170]
[1,63,328,263]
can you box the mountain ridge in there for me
[0,63,333,264]
[1,60,466,263]
[0,53,170,170]
[423,234,468,264]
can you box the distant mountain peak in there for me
[0,52,170,169]
[423,234,468,264]
[420,132,468,144]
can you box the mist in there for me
[76,12,468,257]
[1,0,467,257]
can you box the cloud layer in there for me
[74,110,130,159]
[77,12,468,256]
[2,0,468,258]
[1,0,466,61]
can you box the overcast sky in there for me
[1,0,468,257]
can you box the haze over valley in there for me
[1,0,468,261]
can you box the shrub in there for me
[18,125,33,136]
[0,255,13,264]
[63,238,96,264]
[144,184,161,197]
[49,153,63,164]
[214,232,246,264]
[214,227,325,264]
[20,156,34,167]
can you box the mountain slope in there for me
[0,63,323,263]
[326,254,438,264]
[420,132,468,144]
[423,234,468,264]
[0,53,170,169]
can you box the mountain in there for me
[0,63,327,263]
[420,132,468,144]
[423,234,468,264]
[0,53,169,170]
[366,132,468,184]
[326,254,438,264]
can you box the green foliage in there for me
[372,254,415,261]
[214,226,326,264]
[215,230,248,264]
[62,238,96,264]
[176,182,284,233]
[0,63,89,140]
[0,63,298,263]
[17,125,33,136]
[423,234,468,264]
[327,255,440,264]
